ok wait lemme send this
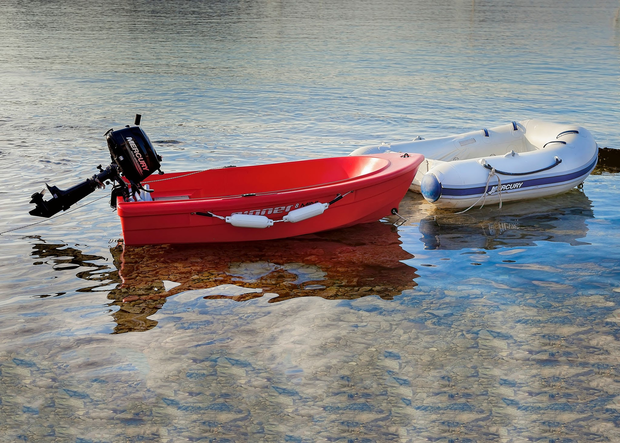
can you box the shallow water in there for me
[2,0,620,441]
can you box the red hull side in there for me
[117,153,423,245]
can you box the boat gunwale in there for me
[120,155,400,207]
[117,153,424,216]
[367,120,593,163]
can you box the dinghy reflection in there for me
[418,189,594,250]
[108,222,418,333]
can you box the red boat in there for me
[117,153,423,245]
[28,116,423,245]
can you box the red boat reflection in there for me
[108,221,419,332]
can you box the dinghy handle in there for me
[481,156,562,176]
[543,140,566,149]
[556,130,579,139]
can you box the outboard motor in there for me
[29,114,162,218]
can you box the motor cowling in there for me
[106,125,161,184]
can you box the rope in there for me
[456,168,503,214]
[457,153,562,214]
[0,194,109,236]
[145,169,207,183]
[192,191,352,227]
[482,156,562,176]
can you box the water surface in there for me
[1,0,620,441]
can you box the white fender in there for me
[213,202,332,228]
[225,214,274,228]
[283,202,329,223]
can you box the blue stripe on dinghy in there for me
[440,155,598,197]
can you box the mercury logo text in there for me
[232,201,319,216]
[126,137,149,172]
[490,182,523,194]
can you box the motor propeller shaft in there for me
[29,164,121,218]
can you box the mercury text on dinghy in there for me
[28,116,424,245]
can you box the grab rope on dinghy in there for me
[457,154,563,214]
[481,156,562,176]
[192,191,353,229]
[456,167,503,214]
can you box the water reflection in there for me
[29,236,119,296]
[108,222,418,333]
[418,189,594,250]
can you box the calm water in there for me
[2,0,620,441]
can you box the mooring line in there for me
[0,195,109,236]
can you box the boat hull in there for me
[351,120,598,209]
[117,153,423,245]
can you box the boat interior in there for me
[134,156,391,201]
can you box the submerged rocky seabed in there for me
[2,280,620,442]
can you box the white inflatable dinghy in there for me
[351,120,598,209]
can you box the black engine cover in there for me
[106,126,161,183]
